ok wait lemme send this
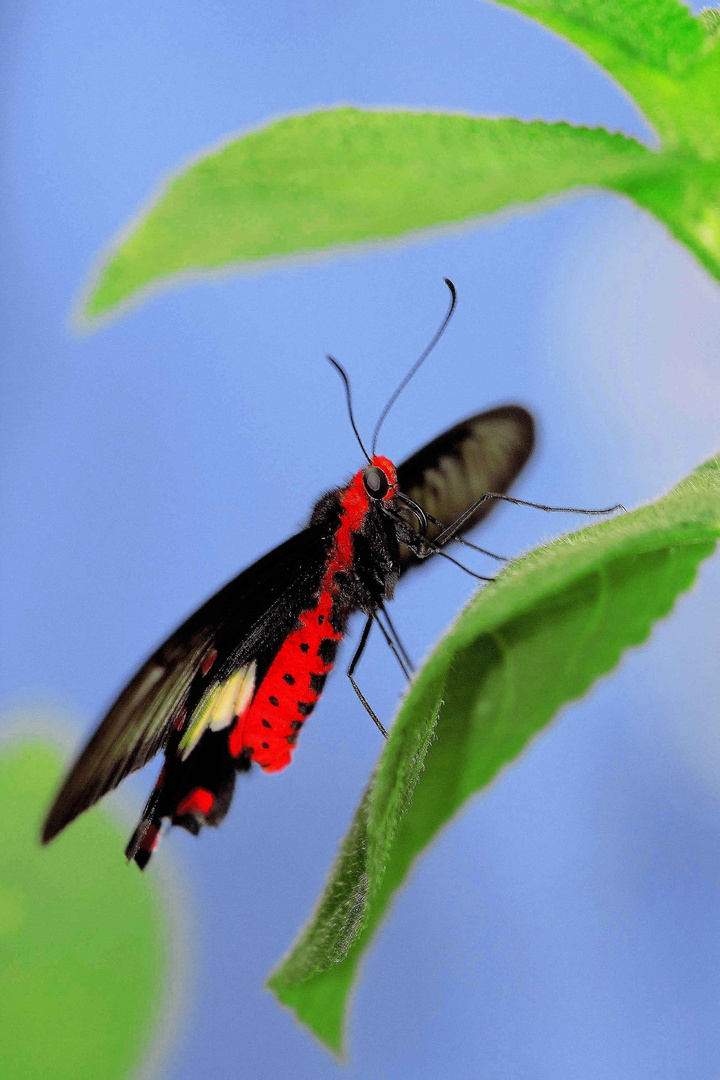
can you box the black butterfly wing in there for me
[396,405,535,572]
[42,523,331,842]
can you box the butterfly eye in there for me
[363,465,390,500]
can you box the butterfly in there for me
[41,281,535,867]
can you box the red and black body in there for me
[42,405,534,867]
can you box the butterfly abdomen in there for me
[230,586,346,771]
[229,473,377,770]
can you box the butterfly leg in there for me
[347,616,389,739]
[425,512,507,562]
[378,602,414,673]
[383,503,493,580]
[416,535,495,580]
[372,610,412,680]
[432,493,626,549]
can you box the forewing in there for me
[396,405,534,572]
[42,524,330,842]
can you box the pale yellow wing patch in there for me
[179,661,257,761]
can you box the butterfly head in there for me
[360,455,430,541]
[362,456,397,502]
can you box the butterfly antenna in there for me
[327,355,372,464]
[371,278,457,456]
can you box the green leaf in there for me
[498,0,706,73]
[618,156,720,282]
[268,455,720,1056]
[82,111,652,319]
[0,739,174,1079]
[494,0,720,154]
[80,2,720,320]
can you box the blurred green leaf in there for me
[268,455,720,1055]
[79,5,720,321]
[82,90,720,323]
[81,112,654,319]
[0,740,172,1079]
[80,8,720,320]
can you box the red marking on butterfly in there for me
[228,456,397,772]
[201,649,218,677]
[176,787,214,817]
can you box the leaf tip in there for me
[266,969,350,1059]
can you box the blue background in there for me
[2,1,720,1077]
